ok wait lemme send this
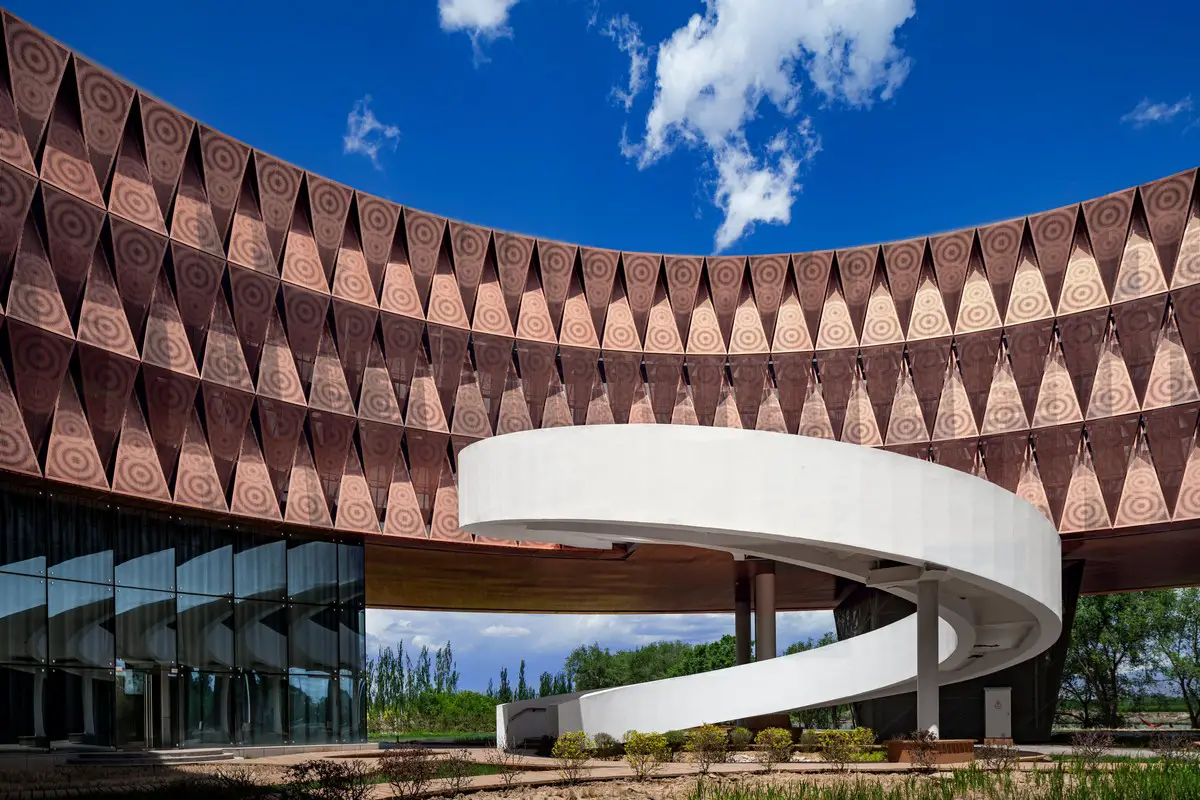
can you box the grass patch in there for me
[369,729,493,743]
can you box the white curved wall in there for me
[460,426,1062,741]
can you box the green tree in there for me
[517,660,532,700]
[1149,588,1200,728]
[538,671,554,697]
[498,667,512,703]
[1061,593,1156,728]
[668,634,738,676]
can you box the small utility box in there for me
[984,687,1012,740]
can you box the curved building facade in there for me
[1,11,1199,748]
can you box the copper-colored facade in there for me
[2,13,1200,610]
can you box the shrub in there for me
[754,727,794,772]
[441,749,475,795]
[975,742,1019,773]
[488,747,526,789]
[1069,729,1114,770]
[729,726,753,751]
[686,725,728,774]
[281,759,373,800]
[817,727,875,772]
[624,730,672,780]
[905,729,938,773]
[593,731,624,759]
[552,730,593,785]
[380,746,439,799]
[1150,730,1197,767]
[665,729,689,753]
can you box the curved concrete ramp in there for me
[457,427,1062,743]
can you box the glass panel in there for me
[48,500,113,584]
[338,543,364,606]
[177,523,233,597]
[0,489,46,576]
[235,672,286,745]
[179,670,234,747]
[338,672,366,743]
[287,539,338,605]
[289,670,335,745]
[46,668,115,748]
[49,580,114,668]
[234,536,286,601]
[116,588,176,667]
[290,604,339,672]
[339,607,364,673]
[0,665,47,749]
[235,600,287,672]
[114,667,149,748]
[178,594,234,670]
[114,515,175,591]
[0,572,47,663]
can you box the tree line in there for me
[364,587,1200,736]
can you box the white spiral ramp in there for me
[457,426,1062,745]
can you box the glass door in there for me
[114,665,149,748]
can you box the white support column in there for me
[916,576,940,737]
[754,565,776,661]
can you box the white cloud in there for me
[601,14,649,112]
[481,624,533,637]
[619,0,915,251]
[1121,96,1193,129]
[342,96,400,169]
[438,0,519,64]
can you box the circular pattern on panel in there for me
[0,120,31,167]
[958,280,998,331]
[46,189,101,250]
[260,358,302,401]
[142,328,191,373]
[0,407,28,467]
[818,309,855,349]
[81,309,129,353]
[283,238,325,290]
[41,129,97,200]
[360,383,398,421]
[749,256,786,307]
[772,304,808,351]
[116,452,163,497]
[407,212,443,258]
[1060,272,1106,312]
[732,323,767,353]
[78,67,129,155]
[257,159,298,227]
[932,233,970,274]
[1009,269,1052,321]
[1089,375,1135,419]
[388,497,425,536]
[473,302,510,334]
[707,257,741,300]
[1174,472,1200,520]
[909,290,947,339]
[497,234,531,274]
[451,223,486,264]
[582,250,618,296]
[0,166,33,235]
[141,101,189,174]
[8,27,62,120]
[9,277,69,330]
[110,175,163,229]
[540,243,573,281]
[339,489,378,530]
[981,224,1019,270]
[201,132,243,197]
[340,305,377,345]
[431,506,462,540]
[842,416,876,445]
[232,271,275,317]
[453,405,489,438]
[429,290,466,329]
[1120,465,1167,524]
[288,485,327,523]
[310,378,349,413]
[47,411,105,486]
[172,247,221,306]
[888,411,926,444]
[623,254,657,307]
[229,227,273,273]
[884,242,921,291]
[235,479,278,518]
[1143,176,1193,246]
[864,296,902,344]
[689,322,723,354]
[310,179,347,219]
[987,399,1025,433]
[335,265,375,305]
[562,315,597,348]
[935,402,975,441]
[406,393,444,429]
[1061,487,1108,532]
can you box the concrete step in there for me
[66,748,240,766]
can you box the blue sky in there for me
[17,0,1199,689]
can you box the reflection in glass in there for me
[49,502,113,584]
[339,607,364,673]
[178,594,234,670]
[287,539,338,605]
[0,573,46,663]
[338,672,367,743]
[234,536,286,600]
[49,581,113,668]
[235,600,287,672]
[290,604,339,672]
[177,524,233,597]
[289,670,334,744]
[116,588,176,667]
[114,668,150,748]
[0,489,46,576]
[338,543,364,606]
[46,668,115,748]
[115,516,175,591]
[0,665,46,748]
[236,672,286,745]
[180,669,233,746]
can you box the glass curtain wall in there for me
[0,487,367,750]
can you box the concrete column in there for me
[734,566,752,666]
[917,577,940,737]
[754,564,776,662]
